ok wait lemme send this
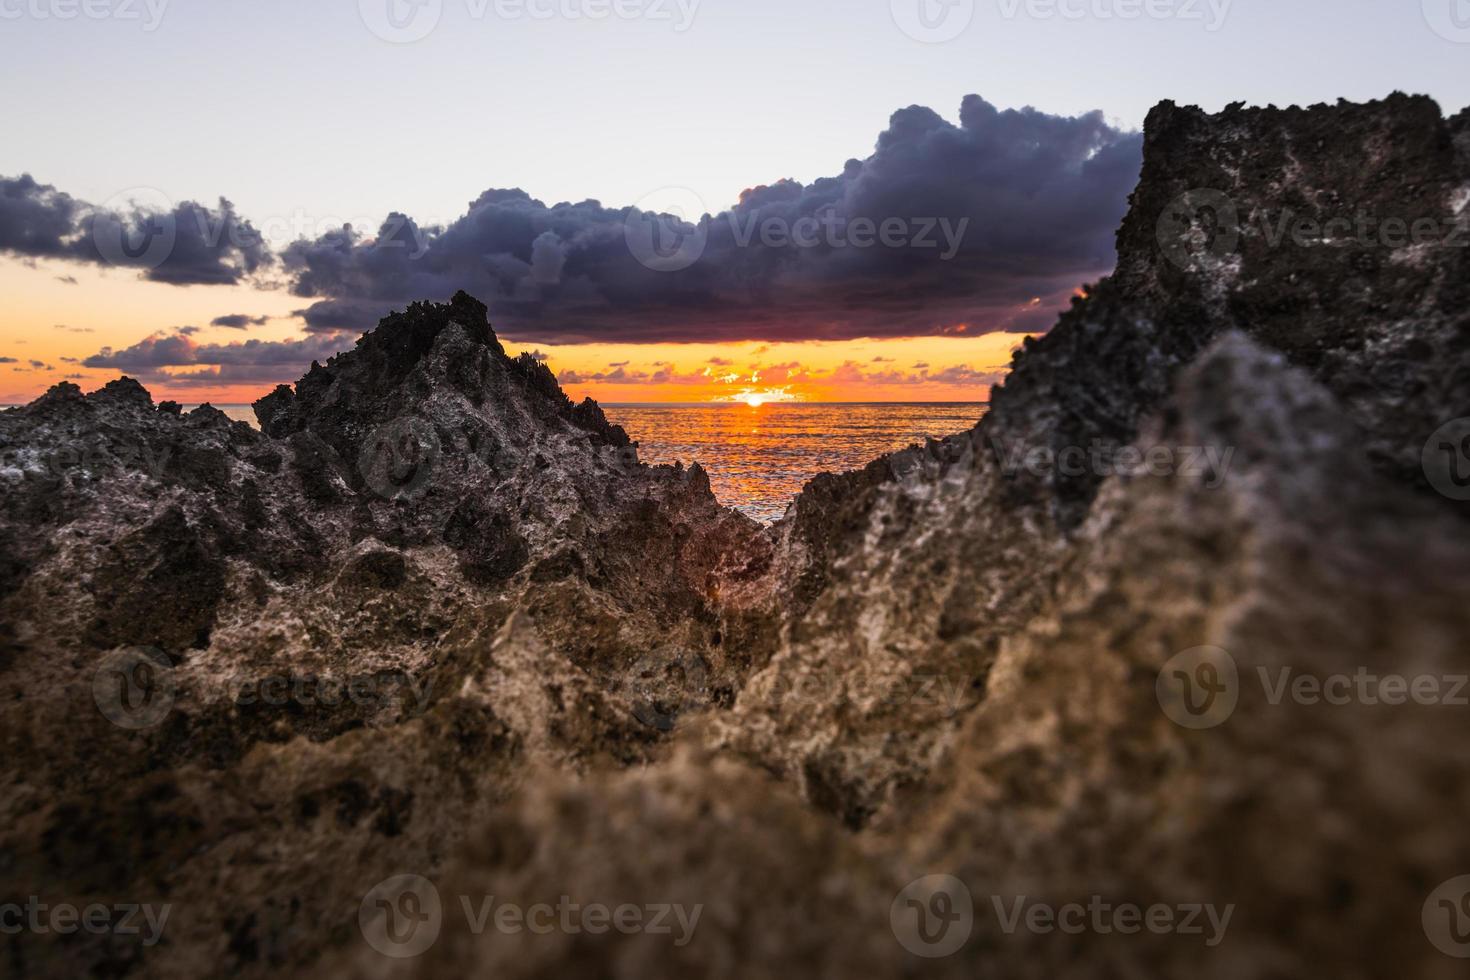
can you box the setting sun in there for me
[720,386,799,408]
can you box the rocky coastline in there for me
[2,93,1469,978]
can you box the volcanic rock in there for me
[2,93,1468,979]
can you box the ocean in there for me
[609,402,985,522]
[11,402,986,524]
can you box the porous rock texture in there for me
[2,94,1469,979]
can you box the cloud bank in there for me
[281,95,1141,343]
[82,332,350,387]
[14,94,1144,387]
[0,174,269,285]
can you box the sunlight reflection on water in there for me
[607,402,986,524]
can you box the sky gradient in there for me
[2,0,1467,403]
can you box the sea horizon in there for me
[3,398,988,523]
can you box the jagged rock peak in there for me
[253,290,630,448]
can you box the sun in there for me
[722,386,798,407]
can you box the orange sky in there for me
[0,256,1031,406]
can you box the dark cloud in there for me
[0,174,76,257]
[83,334,197,371]
[282,96,1140,344]
[81,332,350,388]
[0,357,16,364]
[211,313,271,329]
[0,174,271,286]
[55,275,78,285]
[53,324,94,333]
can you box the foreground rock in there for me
[0,292,772,976]
[1,94,1468,978]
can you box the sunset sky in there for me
[2,0,1465,405]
